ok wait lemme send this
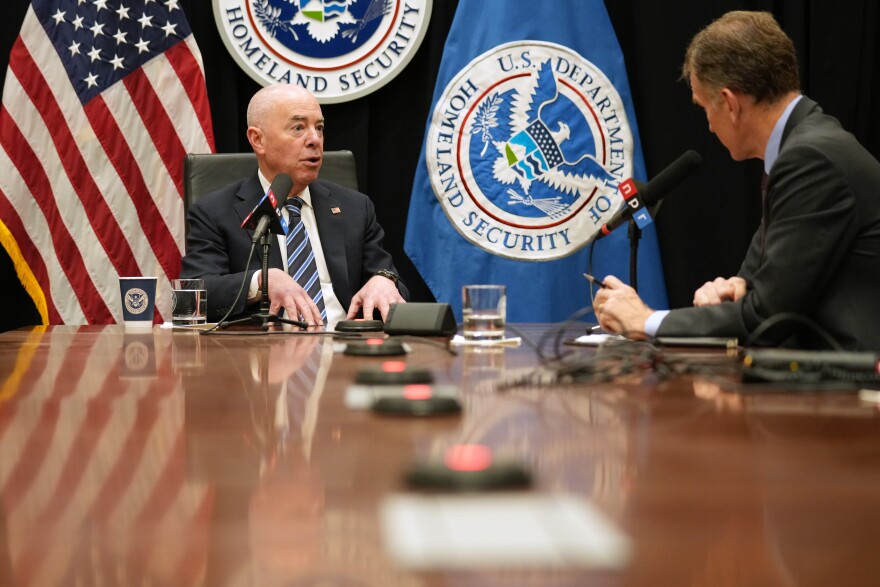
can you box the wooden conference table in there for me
[1,324,879,586]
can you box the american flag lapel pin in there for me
[330,206,341,215]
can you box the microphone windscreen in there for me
[268,173,293,209]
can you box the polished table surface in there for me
[1,325,880,586]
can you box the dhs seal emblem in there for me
[426,41,636,261]
[124,288,150,315]
[213,0,432,103]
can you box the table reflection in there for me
[5,326,880,586]
[0,327,211,587]
[120,330,157,378]
[746,395,880,585]
[171,330,206,376]
[184,334,420,586]
[427,386,634,518]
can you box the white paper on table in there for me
[450,334,522,347]
[380,493,631,570]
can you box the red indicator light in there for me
[444,444,493,472]
[382,361,407,372]
[366,338,384,345]
[403,384,432,400]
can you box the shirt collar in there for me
[257,170,312,207]
[764,94,803,174]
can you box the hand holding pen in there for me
[583,273,607,289]
[590,274,653,340]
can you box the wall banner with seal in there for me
[405,0,669,322]
[213,0,433,103]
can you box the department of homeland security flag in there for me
[0,0,215,325]
[405,0,668,321]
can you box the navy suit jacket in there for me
[657,98,880,350]
[181,173,407,322]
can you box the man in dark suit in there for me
[181,85,407,326]
[593,11,880,350]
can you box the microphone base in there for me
[219,312,310,331]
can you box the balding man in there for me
[181,85,407,327]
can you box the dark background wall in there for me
[2,0,879,331]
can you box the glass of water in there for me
[462,284,506,340]
[171,278,207,325]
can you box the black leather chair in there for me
[182,150,358,211]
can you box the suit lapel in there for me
[310,181,351,301]
[234,172,284,268]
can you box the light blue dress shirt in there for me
[643,95,803,337]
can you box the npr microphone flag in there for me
[404,0,668,321]
[0,0,214,325]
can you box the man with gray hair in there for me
[593,11,880,350]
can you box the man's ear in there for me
[719,88,740,120]
[246,127,265,155]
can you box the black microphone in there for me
[596,150,702,239]
[744,349,880,375]
[241,173,294,243]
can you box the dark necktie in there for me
[285,197,326,323]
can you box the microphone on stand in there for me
[596,150,702,239]
[241,173,294,243]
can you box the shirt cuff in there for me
[644,310,669,337]
[247,271,261,302]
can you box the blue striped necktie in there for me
[285,197,326,323]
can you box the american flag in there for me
[0,0,215,325]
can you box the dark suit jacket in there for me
[658,98,880,350]
[181,174,408,322]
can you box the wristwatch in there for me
[375,269,400,285]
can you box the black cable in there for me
[531,305,598,363]
[200,240,259,334]
[499,331,741,389]
[745,311,843,350]
[201,329,361,339]
[504,324,546,358]
[585,240,600,309]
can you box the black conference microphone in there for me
[241,173,294,243]
[596,150,702,239]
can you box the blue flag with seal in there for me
[405,0,668,322]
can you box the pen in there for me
[583,273,607,288]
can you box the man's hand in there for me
[347,274,405,321]
[593,275,653,339]
[263,268,324,327]
[692,276,747,307]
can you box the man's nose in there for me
[305,127,322,144]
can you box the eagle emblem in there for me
[473,59,617,220]
[124,288,150,315]
[254,0,391,44]
[425,41,635,261]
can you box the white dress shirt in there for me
[248,172,346,327]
